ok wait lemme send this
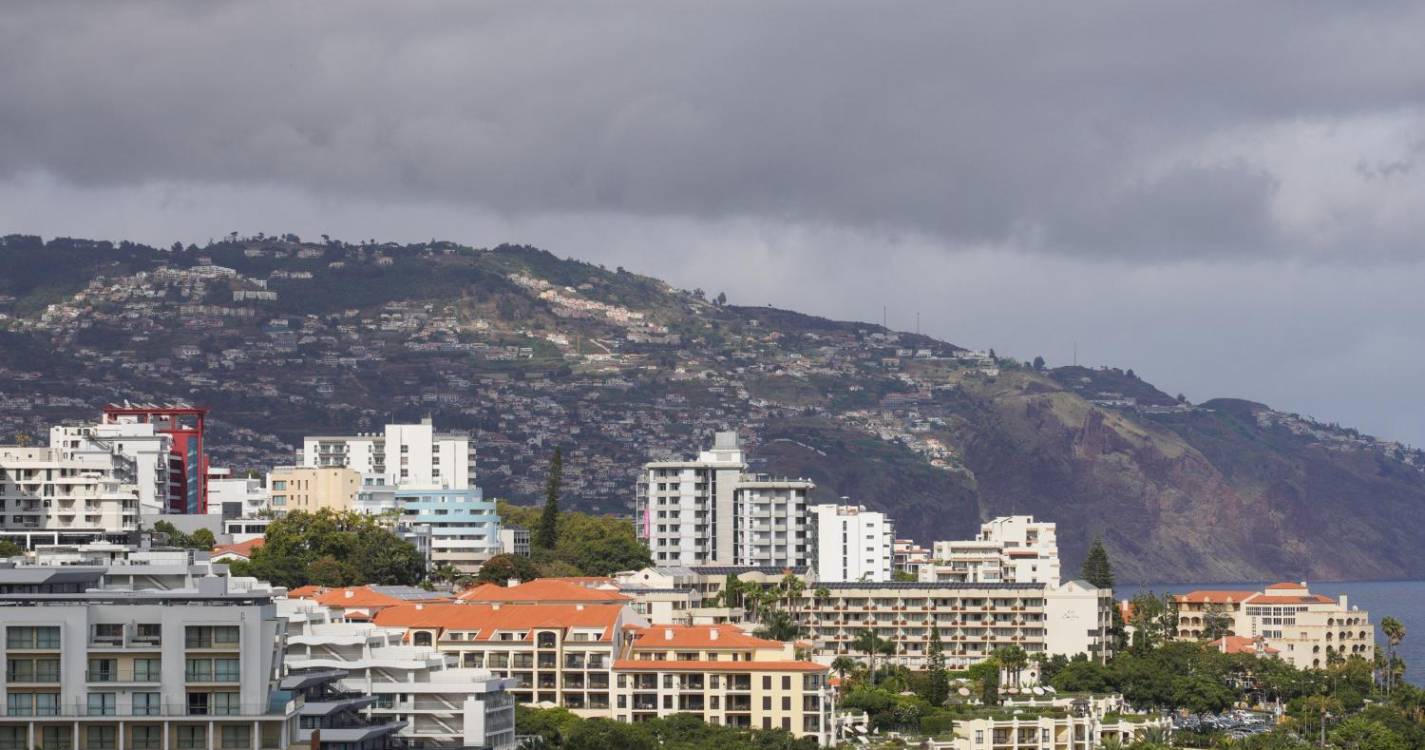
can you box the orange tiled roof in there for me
[1209,635,1279,655]
[627,625,784,650]
[614,659,826,673]
[1175,590,1256,604]
[458,579,631,603]
[1265,582,1305,590]
[372,603,623,641]
[211,538,265,559]
[288,585,323,599]
[545,576,617,586]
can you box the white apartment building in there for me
[206,469,269,519]
[0,571,298,750]
[278,598,517,749]
[920,516,1060,585]
[303,418,473,489]
[637,432,814,567]
[810,504,894,583]
[0,444,142,547]
[50,422,178,515]
[931,695,1170,750]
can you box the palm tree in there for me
[852,630,888,686]
[995,645,1029,688]
[831,656,859,690]
[814,586,831,609]
[1382,616,1406,695]
[780,572,806,615]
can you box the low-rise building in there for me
[929,695,1170,750]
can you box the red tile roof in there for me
[627,625,784,650]
[288,585,323,599]
[1245,594,1336,605]
[458,579,631,603]
[372,603,624,641]
[1265,582,1306,590]
[1209,635,1279,655]
[614,659,826,673]
[211,538,265,559]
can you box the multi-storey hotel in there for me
[1172,582,1374,669]
[636,432,814,568]
[0,567,297,750]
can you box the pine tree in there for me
[536,447,563,550]
[1081,537,1114,589]
[927,626,949,705]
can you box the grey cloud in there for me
[4,2,1425,261]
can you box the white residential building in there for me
[278,598,517,749]
[0,570,298,750]
[810,504,894,582]
[636,431,814,568]
[302,418,473,489]
[0,444,142,546]
[206,468,269,518]
[920,515,1060,585]
[49,421,177,515]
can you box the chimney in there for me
[664,628,674,641]
[415,604,424,610]
[710,628,719,641]
[507,578,520,588]
[576,604,584,611]
[344,589,354,599]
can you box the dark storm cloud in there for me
[4,1,1425,260]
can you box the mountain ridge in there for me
[1,232,1422,583]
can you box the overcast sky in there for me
[3,1,1424,446]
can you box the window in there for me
[7,626,60,649]
[131,727,162,750]
[187,692,209,715]
[185,659,212,682]
[132,692,161,716]
[85,726,116,750]
[762,676,772,690]
[87,692,116,716]
[41,727,73,750]
[214,658,240,682]
[782,696,791,711]
[763,696,772,710]
[88,658,117,682]
[212,692,240,716]
[782,675,791,690]
[134,624,162,645]
[176,726,205,750]
[0,728,23,750]
[220,726,250,749]
[134,658,162,682]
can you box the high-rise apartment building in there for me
[264,466,362,516]
[101,404,209,514]
[51,422,178,515]
[636,432,814,567]
[302,418,473,490]
[809,504,894,583]
[0,568,297,750]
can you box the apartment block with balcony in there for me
[278,598,516,749]
[930,695,1170,750]
[396,487,501,573]
[796,582,1050,670]
[371,603,642,717]
[302,419,473,490]
[810,504,894,583]
[636,432,814,568]
[0,572,297,750]
[0,445,142,548]
[919,516,1060,586]
[610,625,835,745]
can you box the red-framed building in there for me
[102,403,209,514]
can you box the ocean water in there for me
[1117,580,1425,686]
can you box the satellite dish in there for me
[958,687,971,696]
[1033,687,1046,696]
[1044,686,1057,694]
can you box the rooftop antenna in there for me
[916,312,920,336]
[1073,341,1078,367]
[882,305,887,329]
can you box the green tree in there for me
[1172,673,1234,720]
[1081,537,1114,589]
[926,627,949,705]
[831,656,859,688]
[1201,602,1235,641]
[475,553,541,585]
[1329,716,1408,750]
[853,630,890,686]
[305,555,352,587]
[1050,658,1112,693]
[1382,616,1406,695]
[188,528,216,549]
[231,509,424,588]
[536,447,562,550]
[967,657,1001,706]
[0,540,22,558]
[995,645,1029,688]
[754,609,804,642]
[564,718,653,750]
